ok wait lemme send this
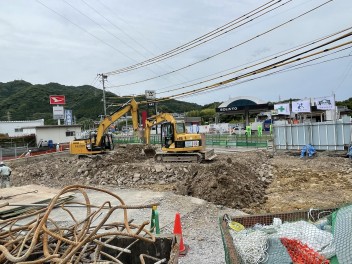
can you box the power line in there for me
[188,50,352,100]
[334,53,352,92]
[108,26,351,99]
[104,0,286,75]
[65,0,148,61]
[103,53,352,107]
[81,0,155,59]
[92,0,198,84]
[78,0,192,84]
[169,40,352,100]
[132,33,352,104]
[154,27,352,96]
[35,0,137,62]
[151,27,352,94]
[62,0,143,59]
[108,36,352,104]
[106,0,333,88]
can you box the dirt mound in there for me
[112,144,150,162]
[176,151,273,208]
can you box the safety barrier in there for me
[113,134,271,148]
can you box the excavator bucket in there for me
[144,146,156,158]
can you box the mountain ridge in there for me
[0,80,204,125]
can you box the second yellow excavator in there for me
[144,113,216,163]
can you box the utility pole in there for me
[99,74,108,116]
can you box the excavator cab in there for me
[161,122,175,148]
[101,133,114,151]
[85,131,113,151]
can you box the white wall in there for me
[0,119,44,137]
[199,123,230,134]
[35,126,82,145]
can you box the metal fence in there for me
[0,144,30,161]
[113,134,271,148]
[113,135,160,144]
[205,134,270,148]
[273,116,352,150]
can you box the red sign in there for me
[50,95,66,105]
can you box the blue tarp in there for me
[300,144,316,158]
[347,145,352,159]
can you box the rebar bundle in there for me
[0,185,163,263]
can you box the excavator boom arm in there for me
[96,98,139,146]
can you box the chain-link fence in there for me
[0,144,30,161]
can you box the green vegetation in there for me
[337,97,352,112]
[1,80,351,126]
[0,80,203,125]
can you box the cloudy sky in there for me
[0,0,351,105]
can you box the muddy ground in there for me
[10,144,352,213]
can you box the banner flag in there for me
[314,96,335,110]
[274,103,290,115]
[292,100,311,113]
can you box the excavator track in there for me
[154,152,203,163]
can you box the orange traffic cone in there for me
[173,212,188,256]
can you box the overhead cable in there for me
[62,0,145,61]
[151,27,352,94]
[35,0,137,62]
[81,0,155,60]
[169,40,352,100]
[106,0,333,88]
[104,0,286,75]
[154,27,352,95]
[107,52,352,107]
[174,49,352,100]
[134,33,352,104]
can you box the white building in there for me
[22,125,82,146]
[0,119,44,137]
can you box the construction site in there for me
[1,0,352,262]
[1,144,352,263]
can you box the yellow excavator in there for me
[69,98,139,156]
[144,113,216,163]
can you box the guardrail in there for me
[113,134,271,148]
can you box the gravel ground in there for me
[143,193,245,264]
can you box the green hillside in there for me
[0,80,202,125]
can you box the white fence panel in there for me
[273,116,352,150]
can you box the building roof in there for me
[218,96,266,108]
[23,125,81,129]
[0,119,44,123]
[216,96,272,114]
